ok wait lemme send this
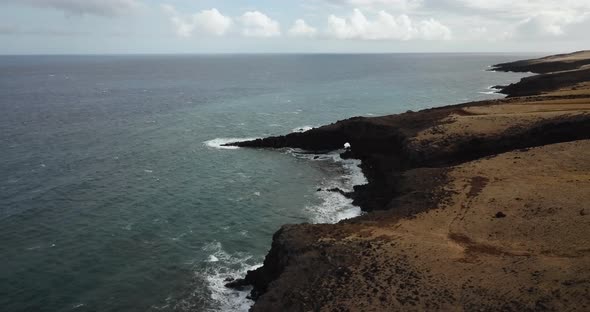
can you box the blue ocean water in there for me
[0,54,533,312]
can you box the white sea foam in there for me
[198,242,261,312]
[291,126,314,133]
[197,147,368,310]
[204,138,259,150]
[288,149,368,224]
[479,85,503,95]
[309,190,362,224]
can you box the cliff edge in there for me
[227,52,590,311]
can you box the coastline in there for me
[227,51,590,311]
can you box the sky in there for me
[0,0,589,54]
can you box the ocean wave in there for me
[175,242,260,312]
[291,126,314,133]
[478,85,502,95]
[203,138,259,150]
[195,147,368,311]
[202,242,260,312]
[308,190,362,224]
[288,150,368,224]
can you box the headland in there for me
[227,51,590,311]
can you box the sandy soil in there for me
[252,141,590,311]
[535,51,590,62]
[414,94,590,143]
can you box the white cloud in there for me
[193,9,232,36]
[162,7,282,39]
[288,19,318,38]
[326,0,590,42]
[418,18,452,40]
[162,5,232,37]
[514,11,589,38]
[448,0,590,39]
[452,0,590,17]
[326,9,451,40]
[3,0,141,17]
[344,0,423,10]
[240,11,281,38]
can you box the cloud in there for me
[326,9,451,40]
[162,7,281,39]
[288,19,318,38]
[418,18,452,40]
[324,0,590,42]
[240,11,281,38]
[514,12,589,38]
[451,0,590,17]
[162,5,232,37]
[334,0,423,10]
[1,0,141,17]
[446,0,590,39]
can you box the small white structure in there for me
[344,142,351,149]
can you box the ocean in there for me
[0,54,533,312]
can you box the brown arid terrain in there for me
[226,51,590,311]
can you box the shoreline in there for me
[287,148,367,224]
[226,51,590,311]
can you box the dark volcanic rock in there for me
[490,51,590,97]
[226,116,408,153]
[491,51,590,74]
[498,68,590,97]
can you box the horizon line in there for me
[0,51,553,57]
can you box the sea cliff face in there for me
[493,50,590,97]
[227,52,590,311]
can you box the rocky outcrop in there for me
[228,106,590,214]
[227,108,590,306]
[492,51,590,97]
[225,52,590,311]
[498,67,590,97]
[491,51,590,73]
